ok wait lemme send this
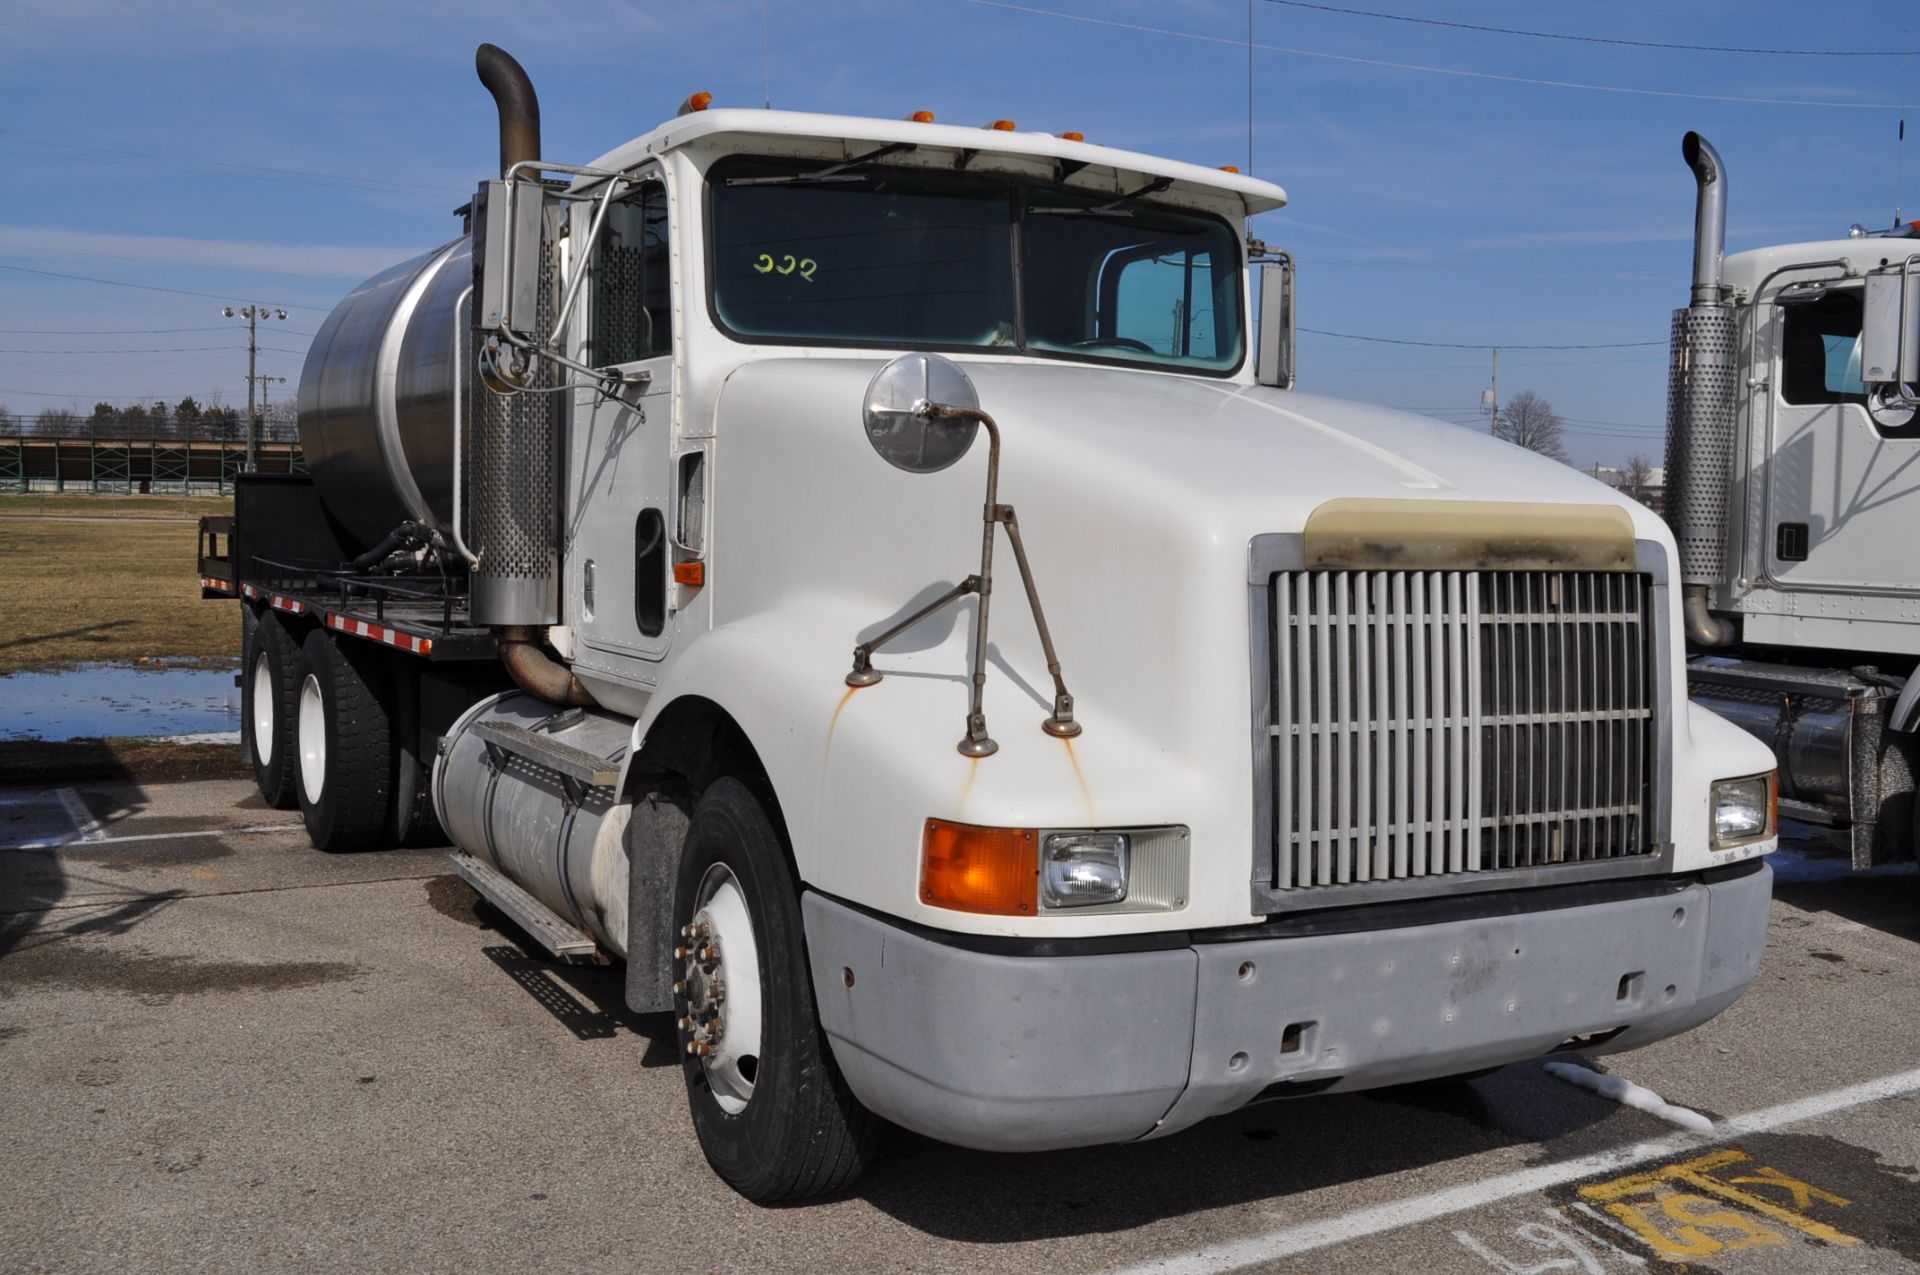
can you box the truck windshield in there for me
[707,155,1244,375]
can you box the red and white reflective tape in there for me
[268,595,309,616]
[199,576,234,594]
[326,613,435,657]
[241,583,264,600]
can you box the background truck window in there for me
[1780,289,1866,406]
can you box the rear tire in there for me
[294,628,395,852]
[674,777,879,1203]
[243,608,300,810]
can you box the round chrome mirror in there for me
[861,353,981,474]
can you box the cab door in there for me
[565,172,677,677]
[1763,286,1920,592]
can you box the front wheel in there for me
[673,777,879,1203]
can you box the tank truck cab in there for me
[205,48,1782,1204]
[1665,133,1920,869]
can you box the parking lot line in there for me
[0,823,303,852]
[1105,1065,1920,1275]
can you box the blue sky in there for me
[2,0,1915,466]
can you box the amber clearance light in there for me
[922,819,1038,915]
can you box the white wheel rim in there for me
[680,864,763,1114]
[250,650,276,766]
[297,673,326,806]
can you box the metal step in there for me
[471,719,620,787]
[448,852,604,964]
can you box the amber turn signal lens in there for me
[678,91,713,116]
[922,819,1038,915]
[989,119,1017,131]
[673,561,705,587]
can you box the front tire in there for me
[243,608,301,810]
[673,777,878,1203]
[294,628,395,852]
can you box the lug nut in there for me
[672,980,686,995]
[672,945,687,960]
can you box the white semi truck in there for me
[199,47,1779,1201]
[1665,133,1920,869]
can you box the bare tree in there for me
[1495,389,1570,463]
[1620,452,1656,505]
[33,407,78,436]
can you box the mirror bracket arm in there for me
[846,575,982,687]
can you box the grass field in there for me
[0,493,240,674]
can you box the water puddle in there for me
[0,663,241,742]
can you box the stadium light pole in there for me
[223,305,287,472]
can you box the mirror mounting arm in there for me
[846,400,1082,753]
[846,575,982,687]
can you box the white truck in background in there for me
[1665,133,1920,869]
[199,46,1779,1202]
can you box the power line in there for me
[965,1,1916,110]
[0,137,455,196]
[1259,0,1914,57]
[1300,325,1665,350]
[0,326,232,335]
[0,345,255,354]
[0,263,331,312]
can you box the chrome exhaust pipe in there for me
[1666,131,1738,646]
[1683,131,1727,308]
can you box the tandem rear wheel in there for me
[241,606,302,810]
[293,628,397,852]
[673,777,880,1203]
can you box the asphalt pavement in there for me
[3,778,1918,1274]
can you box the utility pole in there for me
[250,374,288,465]
[223,304,287,472]
[1481,346,1501,437]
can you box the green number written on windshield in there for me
[753,253,818,282]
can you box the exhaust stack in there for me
[467,45,568,664]
[1665,131,1737,645]
[1683,132,1727,308]
[476,43,541,178]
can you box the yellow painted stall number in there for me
[753,253,817,282]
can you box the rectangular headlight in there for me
[1711,772,1776,848]
[1041,832,1129,908]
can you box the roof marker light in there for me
[906,110,936,123]
[1061,131,1085,142]
[677,91,713,116]
[1218,164,1240,173]
[987,119,1017,131]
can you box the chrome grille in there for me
[1264,569,1658,895]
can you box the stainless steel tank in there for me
[297,238,472,550]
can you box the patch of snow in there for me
[158,731,242,745]
[1543,1061,1713,1132]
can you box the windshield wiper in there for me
[725,142,916,187]
[1029,176,1173,218]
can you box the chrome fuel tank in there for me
[298,238,471,550]
[434,691,633,955]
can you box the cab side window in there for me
[588,180,671,365]
[1104,247,1221,360]
[1780,289,1866,406]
